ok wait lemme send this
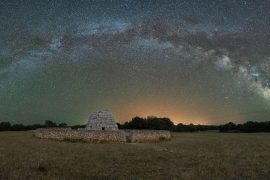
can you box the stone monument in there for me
[34,109,171,143]
[85,109,118,131]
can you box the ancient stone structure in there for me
[85,109,118,131]
[34,109,171,143]
[34,129,171,143]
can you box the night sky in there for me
[1,0,270,125]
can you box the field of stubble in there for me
[0,131,270,179]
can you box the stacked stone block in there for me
[85,109,118,131]
[34,128,171,143]
[125,130,171,143]
[34,128,126,143]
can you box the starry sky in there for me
[1,0,270,125]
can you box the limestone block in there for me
[85,109,118,131]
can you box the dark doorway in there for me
[102,127,105,130]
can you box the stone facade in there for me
[85,109,118,131]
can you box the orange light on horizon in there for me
[113,101,213,125]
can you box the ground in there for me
[0,131,270,179]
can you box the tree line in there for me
[117,116,218,132]
[219,121,270,132]
[0,120,84,131]
[1,117,270,132]
[120,117,270,132]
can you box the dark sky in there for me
[1,0,270,125]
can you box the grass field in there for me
[0,131,270,179]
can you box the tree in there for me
[119,116,174,130]
[58,123,67,127]
[0,122,11,131]
[128,117,146,129]
[11,124,25,131]
[44,120,57,127]
[219,122,237,132]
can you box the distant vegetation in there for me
[0,120,85,131]
[219,121,270,132]
[121,117,270,132]
[0,118,270,132]
[118,116,174,130]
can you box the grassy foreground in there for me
[0,131,270,179]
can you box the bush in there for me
[58,123,68,127]
[0,122,11,131]
[219,121,270,132]
[0,120,68,131]
[45,120,57,127]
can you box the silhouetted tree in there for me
[0,122,11,131]
[219,122,237,132]
[219,121,270,132]
[44,120,57,127]
[128,116,147,129]
[28,124,45,130]
[11,124,25,131]
[58,123,68,127]
[71,125,86,129]
[118,116,174,130]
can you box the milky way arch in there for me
[0,0,270,124]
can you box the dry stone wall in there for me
[34,128,171,143]
[34,128,126,143]
[124,130,171,143]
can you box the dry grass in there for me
[0,131,270,179]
